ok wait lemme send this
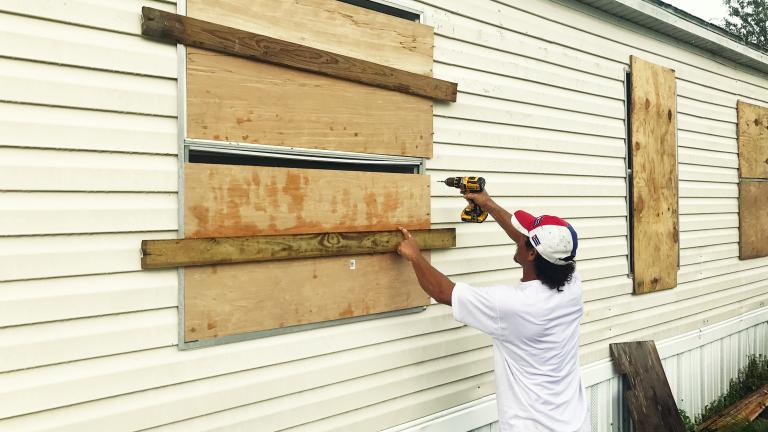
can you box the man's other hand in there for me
[396,227,421,262]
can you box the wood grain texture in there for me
[737,101,768,179]
[184,252,431,341]
[184,163,430,238]
[739,181,768,259]
[697,384,768,432]
[142,8,455,102]
[187,0,433,75]
[610,341,686,432]
[142,228,455,269]
[186,48,433,157]
[630,56,679,294]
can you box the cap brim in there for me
[511,210,536,236]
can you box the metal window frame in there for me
[175,0,428,350]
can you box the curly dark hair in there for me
[526,238,575,291]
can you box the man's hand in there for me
[396,227,422,262]
[464,190,493,209]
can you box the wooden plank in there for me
[610,341,686,432]
[739,181,768,259]
[142,7,456,102]
[630,56,679,294]
[142,228,455,269]
[697,384,768,431]
[186,0,433,75]
[184,252,431,341]
[184,163,431,238]
[186,48,433,157]
[737,101,768,179]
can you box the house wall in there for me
[0,0,767,430]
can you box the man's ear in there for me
[527,247,537,262]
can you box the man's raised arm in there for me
[464,191,525,244]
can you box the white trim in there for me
[384,306,768,432]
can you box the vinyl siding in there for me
[1,0,767,430]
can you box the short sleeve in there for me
[452,282,501,337]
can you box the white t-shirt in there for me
[452,273,590,432]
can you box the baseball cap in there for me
[511,210,578,265]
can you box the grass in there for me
[678,354,768,432]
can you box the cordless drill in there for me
[439,176,488,223]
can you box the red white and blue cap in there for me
[511,210,578,265]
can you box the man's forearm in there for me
[409,253,455,305]
[484,199,524,244]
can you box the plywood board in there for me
[739,181,768,259]
[610,341,686,432]
[142,228,455,269]
[142,8,456,101]
[187,0,433,75]
[737,101,768,179]
[184,252,431,341]
[186,48,433,157]
[630,56,679,294]
[184,163,430,238]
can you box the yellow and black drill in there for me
[439,176,488,223]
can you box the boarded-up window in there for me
[737,101,768,259]
[178,0,444,346]
[629,56,679,294]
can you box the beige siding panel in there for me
[680,181,737,198]
[0,102,177,154]
[429,171,626,197]
[0,13,176,77]
[0,309,176,373]
[678,147,738,168]
[581,276,634,302]
[0,232,176,281]
[0,311,466,421]
[427,144,625,177]
[433,117,625,157]
[680,228,737,249]
[428,9,625,80]
[678,130,737,153]
[678,113,736,138]
[434,41,623,100]
[680,197,737,214]
[677,97,737,123]
[679,163,738,183]
[430,217,627,248]
[0,192,177,235]
[0,271,177,327]
[432,197,626,223]
[146,349,493,432]
[435,63,624,119]
[0,57,176,116]
[0,0,176,35]
[679,213,739,231]
[0,148,177,192]
[437,93,625,138]
[677,80,737,108]
[681,245,739,266]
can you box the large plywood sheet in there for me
[183,163,432,340]
[737,101,768,179]
[184,253,431,341]
[186,48,433,157]
[630,56,678,294]
[187,0,434,75]
[739,181,768,259]
[184,163,430,238]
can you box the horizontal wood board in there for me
[142,8,456,101]
[183,163,431,238]
[142,228,455,268]
[186,48,433,157]
[187,0,434,75]
[184,252,431,341]
[630,56,679,294]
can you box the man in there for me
[396,189,590,432]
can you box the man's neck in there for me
[521,266,537,282]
